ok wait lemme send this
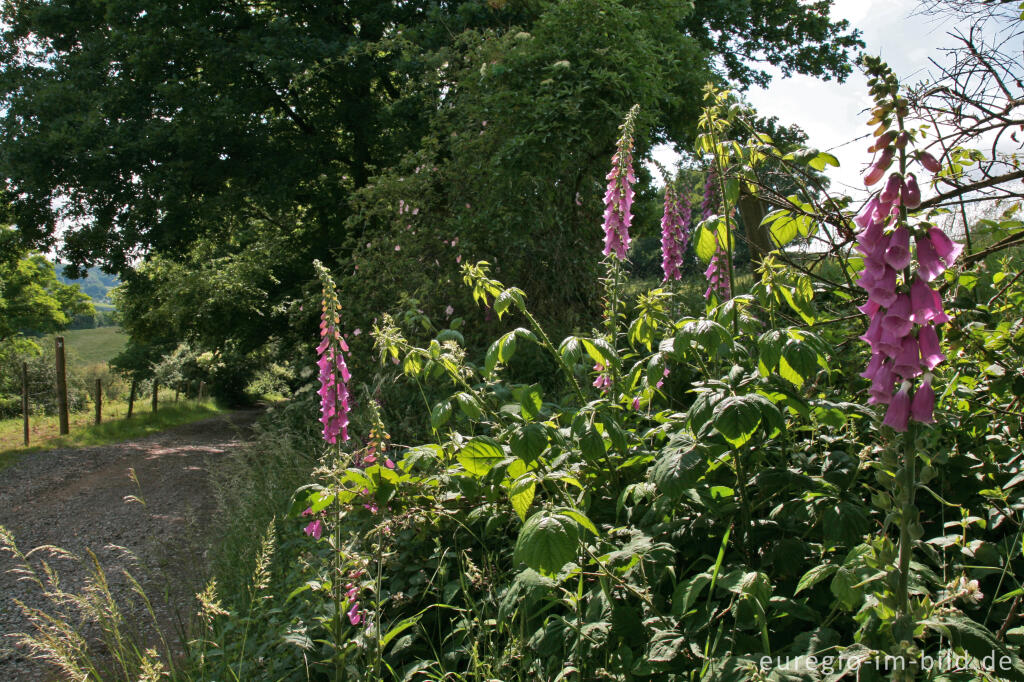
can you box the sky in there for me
[653,0,988,194]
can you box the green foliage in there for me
[0,0,863,401]
[0,229,94,361]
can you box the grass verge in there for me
[0,399,226,466]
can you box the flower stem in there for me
[895,421,918,642]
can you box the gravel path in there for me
[0,410,259,681]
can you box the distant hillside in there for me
[54,263,120,303]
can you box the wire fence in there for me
[2,337,208,449]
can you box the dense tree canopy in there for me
[0,0,862,394]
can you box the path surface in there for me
[0,411,259,680]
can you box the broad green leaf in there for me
[581,337,618,367]
[519,383,543,421]
[651,444,706,497]
[780,341,820,388]
[510,423,548,462]
[694,216,730,263]
[455,392,483,420]
[430,399,452,430]
[509,475,537,522]
[712,395,763,447]
[458,437,505,477]
[514,510,580,574]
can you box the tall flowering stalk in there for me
[598,105,640,400]
[602,105,640,260]
[700,171,731,301]
[856,56,961,656]
[854,70,960,432]
[660,183,691,282]
[313,260,351,444]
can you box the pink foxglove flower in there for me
[314,261,352,444]
[593,363,611,392]
[853,111,962,428]
[660,185,691,281]
[304,518,324,540]
[883,382,912,431]
[918,151,941,173]
[602,107,639,260]
[910,376,936,423]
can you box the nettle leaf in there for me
[458,437,505,477]
[514,510,580,575]
[695,215,730,263]
[509,474,537,522]
[511,423,548,462]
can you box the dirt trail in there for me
[0,410,259,680]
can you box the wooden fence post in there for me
[22,362,29,447]
[127,379,136,419]
[55,336,69,435]
[151,381,159,413]
[95,378,102,425]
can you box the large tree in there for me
[0,0,862,392]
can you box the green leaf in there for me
[514,510,580,575]
[509,475,537,522]
[519,383,543,421]
[695,216,729,263]
[647,629,689,664]
[923,613,1024,681]
[510,423,548,462]
[581,337,618,368]
[651,443,706,497]
[455,392,483,420]
[308,489,336,514]
[795,563,837,595]
[780,340,821,388]
[580,426,606,460]
[808,151,839,171]
[712,395,763,447]
[458,437,505,477]
[671,572,712,616]
[556,508,599,537]
[430,399,452,430]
